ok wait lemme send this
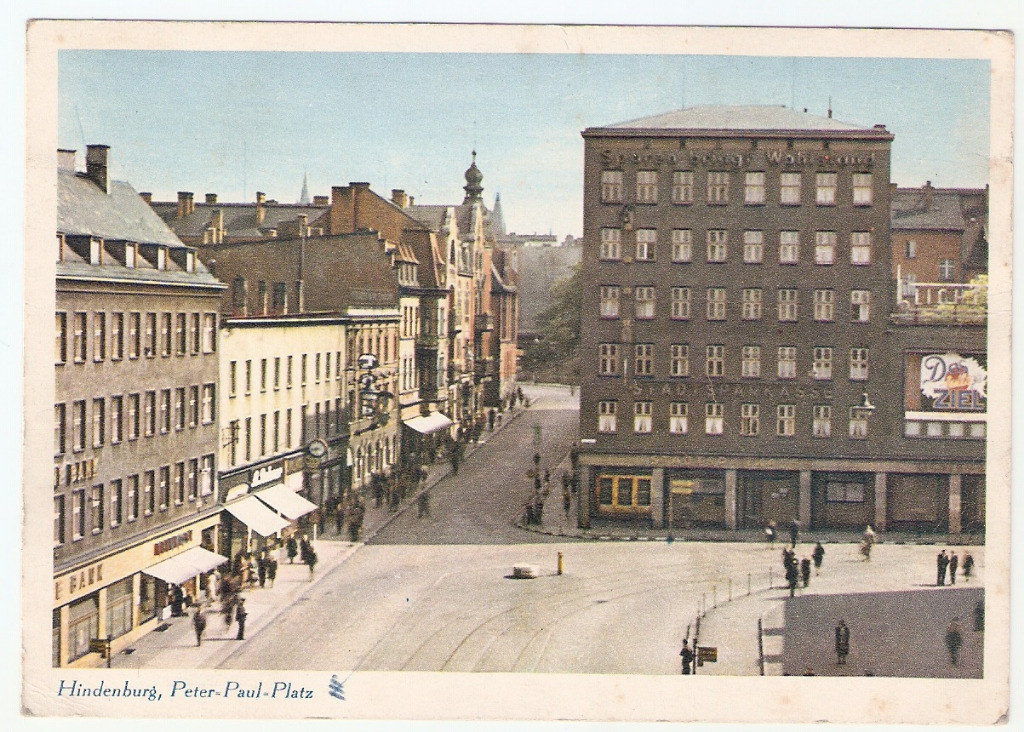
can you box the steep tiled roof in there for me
[405,205,449,232]
[152,202,329,239]
[597,105,881,133]
[891,189,971,231]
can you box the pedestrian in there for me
[785,560,799,597]
[765,520,777,544]
[335,505,344,535]
[569,443,580,472]
[267,556,278,588]
[962,552,975,581]
[812,542,825,575]
[170,585,184,617]
[937,549,949,586]
[257,553,267,589]
[680,640,695,675]
[534,475,542,494]
[834,620,850,665]
[945,618,963,666]
[488,408,496,431]
[307,549,318,578]
[800,557,812,588]
[789,519,800,549]
[563,488,571,517]
[234,599,247,640]
[417,491,430,518]
[192,606,207,647]
[450,446,461,476]
[949,551,959,585]
[286,535,298,564]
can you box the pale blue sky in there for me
[59,51,989,237]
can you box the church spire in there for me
[298,171,311,205]
[463,150,484,204]
[491,192,507,237]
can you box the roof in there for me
[59,170,185,248]
[891,187,986,231]
[405,204,449,232]
[152,202,329,239]
[587,105,889,137]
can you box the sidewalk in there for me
[111,399,529,668]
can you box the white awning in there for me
[254,483,318,520]
[403,412,454,434]
[143,546,228,586]
[225,495,290,537]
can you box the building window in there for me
[175,313,186,355]
[286,355,293,388]
[777,289,799,322]
[111,312,123,361]
[905,240,917,259]
[107,395,121,444]
[777,346,797,379]
[636,170,658,203]
[814,231,836,265]
[849,348,870,381]
[705,345,724,377]
[635,229,657,261]
[670,344,690,377]
[190,313,201,354]
[939,259,956,282]
[54,495,65,546]
[71,489,85,540]
[201,383,216,424]
[780,172,802,205]
[598,401,617,433]
[160,313,172,357]
[600,286,620,318]
[126,475,138,522]
[851,232,872,265]
[672,171,694,204]
[634,344,653,376]
[741,345,761,378]
[705,403,724,435]
[601,170,623,203]
[813,405,832,438]
[707,171,729,204]
[55,312,67,365]
[203,313,216,353]
[669,403,689,434]
[851,290,871,322]
[743,231,763,264]
[174,387,185,431]
[600,228,622,260]
[188,385,199,427]
[779,231,800,264]
[740,404,760,436]
[92,397,105,446]
[816,172,837,205]
[72,400,86,451]
[849,408,869,439]
[89,483,105,533]
[744,171,766,204]
[158,466,170,511]
[634,401,652,433]
[93,312,106,362]
[127,393,139,440]
[813,347,833,380]
[244,359,252,394]
[777,404,796,437]
[54,403,66,456]
[143,391,155,436]
[229,361,237,397]
[669,229,693,263]
[634,287,655,319]
[274,357,282,390]
[260,413,267,456]
[128,312,140,359]
[158,389,170,434]
[73,312,87,363]
[598,343,620,375]
[852,173,873,206]
[273,411,281,452]
[813,289,835,322]
[706,288,727,320]
[706,230,728,262]
[261,358,268,391]
[144,312,156,357]
[315,353,322,383]
[670,287,691,320]
[271,282,287,314]
[741,288,763,320]
[187,458,199,500]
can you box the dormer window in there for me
[186,251,195,273]
[56,234,65,263]
[157,247,167,271]
[125,243,137,268]
[90,238,102,265]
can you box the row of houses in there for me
[52,145,518,667]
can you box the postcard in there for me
[22,20,1012,725]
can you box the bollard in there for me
[557,552,563,575]
[701,592,706,617]
[747,573,751,596]
[712,585,717,609]
[728,577,732,602]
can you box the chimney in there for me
[256,191,266,225]
[298,214,308,237]
[177,191,194,218]
[924,181,933,209]
[205,193,217,204]
[139,192,152,204]
[57,149,76,172]
[85,144,110,193]
[391,189,409,208]
[409,196,414,206]
[312,195,328,206]
[212,209,224,243]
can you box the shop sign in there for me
[54,562,104,602]
[153,530,193,557]
[919,353,987,412]
[251,464,283,488]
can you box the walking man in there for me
[963,553,975,581]
[800,557,812,588]
[680,640,695,675]
[937,549,949,586]
[234,599,248,640]
[286,535,298,564]
[835,620,850,665]
[945,618,963,666]
[192,606,207,647]
[949,551,959,585]
[267,556,278,588]
[789,519,800,549]
[257,553,267,589]
[812,542,825,575]
[786,560,799,598]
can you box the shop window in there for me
[596,474,651,510]
[826,481,865,502]
[106,576,134,640]
[139,574,157,623]
[67,595,99,662]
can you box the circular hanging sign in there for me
[308,439,328,458]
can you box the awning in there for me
[254,483,318,520]
[403,412,454,434]
[225,495,290,537]
[143,546,228,586]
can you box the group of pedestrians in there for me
[780,542,826,597]
[936,549,974,586]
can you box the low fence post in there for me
[757,617,765,676]
[747,573,751,596]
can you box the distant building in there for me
[510,240,582,340]
[54,146,225,667]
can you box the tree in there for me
[521,264,582,383]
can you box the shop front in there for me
[593,470,653,518]
[810,472,875,529]
[664,470,726,529]
[52,512,221,668]
[887,473,948,531]
[738,471,800,529]
[402,411,454,464]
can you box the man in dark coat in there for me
[963,553,975,580]
[257,553,267,589]
[945,618,963,666]
[834,620,850,665]
[235,599,248,640]
[286,535,298,564]
[267,556,278,588]
[680,640,695,675]
[812,542,825,575]
[948,551,959,585]
[937,550,949,586]
[785,560,799,597]
[192,606,207,647]
[789,519,800,548]
[800,557,812,588]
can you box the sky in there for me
[58,51,989,238]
